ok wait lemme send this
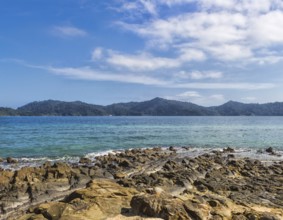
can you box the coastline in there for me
[1,146,283,171]
[1,147,282,220]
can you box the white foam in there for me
[84,149,120,159]
[1,146,282,170]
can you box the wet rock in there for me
[223,147,235,153]
[79,157,91,164]
[265,147,274,153]
[6,157,18,163]
[265,147,281,156]
[0,157,3,162]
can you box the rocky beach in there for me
[0,147,283,220]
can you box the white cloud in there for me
[210,94,225,101]
[241,96,257,102]
[120,11,247,43]
[200,0,235,10]
[47,66,168,86]
[92,48,205,71]
[167,91,225,106]
[169,82,275,90]
[140,0,157,15]
[158,0,195,6]
[199,0,282,14]
[118,0,157,16]
[175,70,223,80]
[191,71,223,80]
[117,0,283,63]
[106,51,180,71]
[51,26,87,37]
[251,55,283,65]
[207,44,253,61]
[91,48,103,61]
[179,48,206,62]
[177,91,202,98]
[26,63,275,91]
[250,11,283,46]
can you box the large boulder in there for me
[130,192,205,220]
[20,179,138,220]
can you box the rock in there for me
[6,157,18,163]
[0,157,3,162]
[19,179,138,220]
[115,172,127,179]
[79,157,92,164]
[33,202,68,220]
[257,149,264,154]
[1,147,283,220]
[232,213,248,220]
[259,213,281,220]
[169,146,176,151]
[265,147,281,156]
[131,193,191,220]
[223,147,235,153]
[266,147,275,154]
[208,200,218,207]
[119,159,132,168]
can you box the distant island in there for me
[1,97,283,116]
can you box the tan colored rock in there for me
[19,179,138,220]
[18,214,47,220]
[131,193,193,220]
[0,170,14,190]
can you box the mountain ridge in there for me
[1,98,283,116]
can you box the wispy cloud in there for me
[241,96,257,102]
[51,26,87,37]
[91,47,103,60]
[175,70,223,80]
[166,90,226,106]
[3,59,276,91]
[39,65,275,90]
[91,48,205,71]
[105,51,180,71]
[169,82,275,90]
[116,0,283,63]
[176,91,202,98]
[40,66,168,86]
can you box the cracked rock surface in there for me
[0,147,282,220]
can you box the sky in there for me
[1,0,283,108]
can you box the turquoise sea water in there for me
[1,116,283,166]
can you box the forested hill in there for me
[1,98,283,116]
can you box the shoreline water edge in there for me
[0,146,282,220]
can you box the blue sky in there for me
[1,0,283,108]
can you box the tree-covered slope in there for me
[1,98,283,116]
[17,100,106,116]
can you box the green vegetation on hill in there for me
[0,107,18,116]
[18,100,106,116]
[1,98,283,116]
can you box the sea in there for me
[1,116,283,169]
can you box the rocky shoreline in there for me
[0,147,283,220]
